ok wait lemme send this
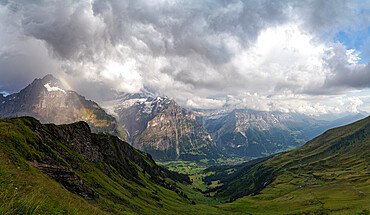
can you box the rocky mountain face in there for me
[111,96,168,143]
[0,75,124,138]
[0,117,190,214]
[105,96,221,162]
[201,109,364,158]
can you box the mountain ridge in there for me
[0,75,125,138]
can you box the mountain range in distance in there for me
[200,108,367,158]
[0,74,368,165]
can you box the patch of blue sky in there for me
[333,26,370,64]
[345,89,370,98]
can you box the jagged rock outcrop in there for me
[29,162,96,200]
[25,118,188,184]
[0,74,124,138]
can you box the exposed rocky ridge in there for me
[107,96,222,162]
[24,117,189,184]
[0,75,124,138]
[29,161,96,200]
[0,116,190,213]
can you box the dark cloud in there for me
[0,0,368,114]
[324,63,370,90]
[316,43,370,92]
[21,0,110,61]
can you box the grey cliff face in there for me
[108,96,221,162]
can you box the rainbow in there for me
[56,74,90,120]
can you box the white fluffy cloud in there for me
[0,0,369,114]
[347,97,364,113]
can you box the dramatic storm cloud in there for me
[0,0,369,114]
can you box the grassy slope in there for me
[0,153,109,215]
[0,117,225,214]
[0,119,107,214]
[212,116,370,214]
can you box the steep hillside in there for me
[0,75,124,138]
[205,116,370,214]
[0,150,109,214]
[107,96,221,163]
[0,117,195,214]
